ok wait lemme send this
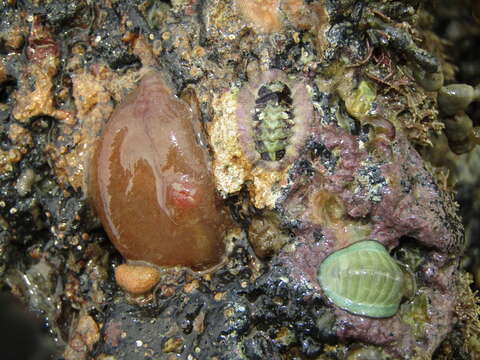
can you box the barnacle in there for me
[237,69,313,170]
[309,190,371,246]
[318,240,410,318]
[248,210,289,258]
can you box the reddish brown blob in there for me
[90,71,229,270]
[26,16,59,64]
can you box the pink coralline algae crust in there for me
[371,152,461,253]
[277,120,463,357]
[332,284,456,351]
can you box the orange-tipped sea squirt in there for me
[90,71,230,270]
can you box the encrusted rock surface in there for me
[0,0,478,359]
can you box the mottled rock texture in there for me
[0,0,478,359]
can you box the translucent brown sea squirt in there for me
[90,71,229,270]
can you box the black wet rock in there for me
[92,7,140,70]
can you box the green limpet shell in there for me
[318,240,404,318]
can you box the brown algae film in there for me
[90,71,229,270]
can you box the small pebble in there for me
[115,264,161,295]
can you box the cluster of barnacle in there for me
[247,210,290,259]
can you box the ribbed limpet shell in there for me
[317,240,405,318]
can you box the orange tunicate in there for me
[235,0,283,33]
[90,71,229,270]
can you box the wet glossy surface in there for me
[90,72,228,270]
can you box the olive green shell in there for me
[318,240,404,318]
